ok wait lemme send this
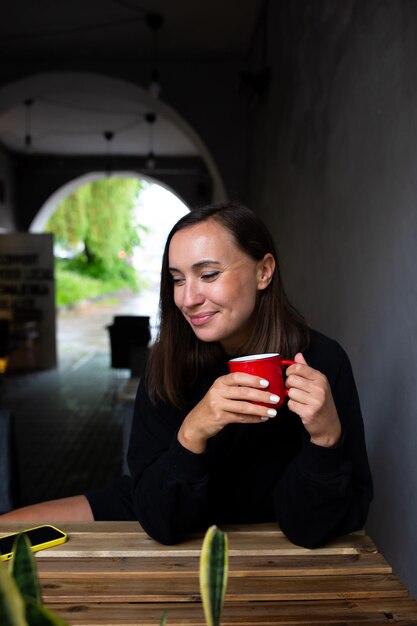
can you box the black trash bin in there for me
[0,410,20,512]
[107,316,151,372]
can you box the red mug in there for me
[228,353,296,408]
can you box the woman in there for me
[2,202,373,548]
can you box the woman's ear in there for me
[257,253,276,290]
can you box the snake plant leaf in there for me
[199,525,228,626]
[10,534,42,604]
[0,561,28,626]
[159,608,168,626]
[25,597,69,625]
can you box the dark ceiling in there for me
[3,0,265,62]
[0,1,265,157]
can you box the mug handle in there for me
[281,359,296,397]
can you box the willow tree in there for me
[46,177,144,282]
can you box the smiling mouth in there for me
[188,312,217,326]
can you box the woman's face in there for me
[168,219,274,354]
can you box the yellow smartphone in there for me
[0,524,68,561]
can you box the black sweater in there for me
[127,330,373,546]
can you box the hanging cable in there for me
[146,13,164,98]
[104,130,115,176]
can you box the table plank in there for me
[39,574,408,603]
[1,521,365,536]
[48,599,417,625]
[23,528,378,558]
[36,551,391,578]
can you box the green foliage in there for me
[0,534,68,626]
[24,598,68,625]
[0,561,27,626]
[47,178,145,266]
[45,177,149,306]
[83,178,142,265]
[199,526,229,626]
[61,254,138,288]
[163,526,229,626]
[55,265,144,308]
[46,177,144,266]
[46,185,89,250]
[55,267,103,308]
[11,535,41,604]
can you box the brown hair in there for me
[147,202,310,407]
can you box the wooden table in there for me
[2,522,417,625]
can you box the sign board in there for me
[0,233,57,371]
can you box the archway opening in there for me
[0,71,227,234]
[42,174,189,370]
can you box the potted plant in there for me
[199,525,229,626]
[161,525,229,626]
[0,532,67,625]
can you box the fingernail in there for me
[260,416,269,421]
[269,394,280,404]
[267,408,277,417]
[259,379,269,387]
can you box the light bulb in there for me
[146,151,156,169]
[149,68,161,98]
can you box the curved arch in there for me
[0,71,227,208]
[29,171,189,233]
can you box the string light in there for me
[24,98,34,152]
[144,112,156,169]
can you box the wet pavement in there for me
[0,288,159,508]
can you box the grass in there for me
[55,267,145,308]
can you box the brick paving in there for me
[1,290,158,507]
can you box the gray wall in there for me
[250,0,417,598]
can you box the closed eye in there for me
[201,272,220,281]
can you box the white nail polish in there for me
[267,408,277,417]
[261,416,269,421]
[269,394,280,403]
[259,379,269,387]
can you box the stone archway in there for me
[0,72,227,230]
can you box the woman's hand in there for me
[178,373,280,454]
[285,353,342,448]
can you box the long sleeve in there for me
[127,378,213,544]
[274,333,373,548]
